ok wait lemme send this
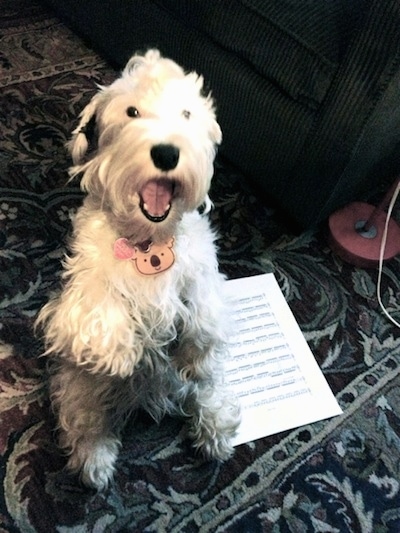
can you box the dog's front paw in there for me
[188,391,241,461]
[193,432,236,462]
[66,436,121,490]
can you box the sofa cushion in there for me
[153,0,367,107]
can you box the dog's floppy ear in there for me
[210,121,222,146]
[68,94,101,165]
[187,73,222,146]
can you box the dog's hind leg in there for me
[50,361,127,490]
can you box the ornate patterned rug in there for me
[1,1,400,531]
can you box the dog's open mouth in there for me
[139,178,175,222]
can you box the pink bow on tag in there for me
[113,238,135,260]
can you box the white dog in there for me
[36,50,240,490]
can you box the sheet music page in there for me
[224,273,342,446]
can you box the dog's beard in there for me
[78,139,214,243]
[96,188,184,245]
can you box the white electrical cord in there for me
[377,178,400,328]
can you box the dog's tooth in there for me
[143,203,149,211]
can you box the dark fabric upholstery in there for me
[44,0,400,228]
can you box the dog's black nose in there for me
[151,144,180,171]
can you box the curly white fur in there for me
[36,50,240,490]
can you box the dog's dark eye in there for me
[182,110,191,119]
[126,106,140,118]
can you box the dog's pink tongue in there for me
[141,179,173,216]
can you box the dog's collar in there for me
[113,237,175,276]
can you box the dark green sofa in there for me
[45,0,400,228]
